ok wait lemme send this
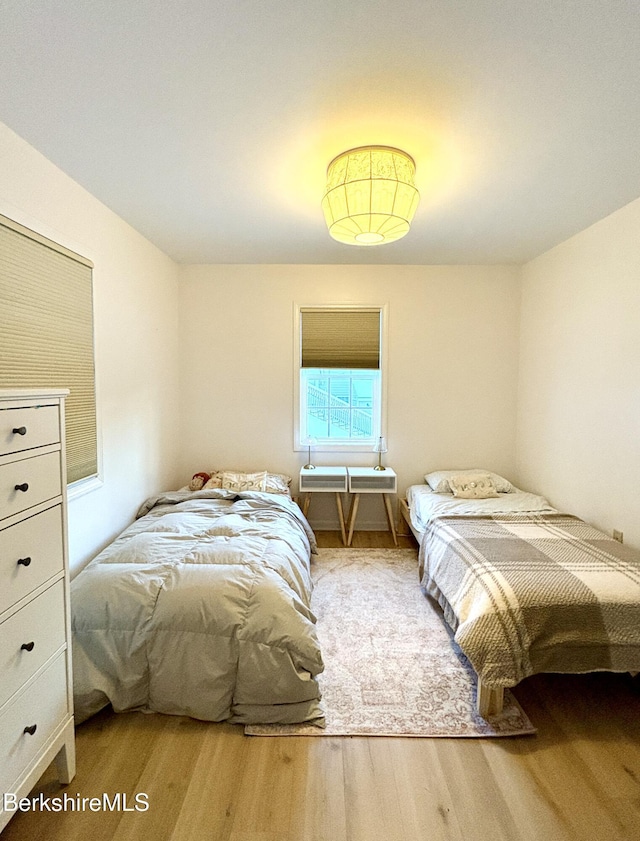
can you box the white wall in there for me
[517,196,640,550]
[178,263,521,529]
[0,122,182,572]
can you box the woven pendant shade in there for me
[322,146,419,246]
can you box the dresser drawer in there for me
[0,506,64,615]
[0,404,60,457]
[0,451,61,522]
[0,653,69,796]
[0,581,67,708]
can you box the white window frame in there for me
[293,303,388,453]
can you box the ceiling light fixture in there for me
[322,146,419,246]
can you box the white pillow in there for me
[221,471,267,492]
[448,472,500,499]
[425,469,514,494]
[264,473,292,495]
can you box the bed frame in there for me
[398,497,422,544]
[399,498,506,718]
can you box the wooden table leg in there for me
[383,494,398,546]
[347,493,360,546]
[302,494,311,517]
[335,493,347,545]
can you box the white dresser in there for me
[0,389,75,832]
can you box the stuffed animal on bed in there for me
[188,472,211,491]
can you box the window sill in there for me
[294,442,378,454]
[67,473,103,501]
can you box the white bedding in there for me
[405,484,557,535]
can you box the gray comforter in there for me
[71,490,325,725]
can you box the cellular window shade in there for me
[301,309,380,369]
[0,215,97,484]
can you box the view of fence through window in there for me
[304,368,378,440]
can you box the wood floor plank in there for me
[433,739,527,841]
[168,723,247,841]
[110,715,208,841]
[226,736,307,838]
[372,739,465,841]
[315,530,416,550]
[298,738,348,841]
[342,738,405,841]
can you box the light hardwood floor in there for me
[3,532,640,841]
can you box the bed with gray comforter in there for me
[71,489,324,726]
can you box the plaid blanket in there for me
[419,513,640,688]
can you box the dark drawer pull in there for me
[21,641,35,652]
[12,426,27,436]
[23,724,38,736]
[17,557,32,567]
[15,483,29,492]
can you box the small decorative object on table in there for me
[304,436,318,470]
[373,436,388,470]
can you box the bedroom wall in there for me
[178,263,521,529]
[0,122,182,573]
[516,196,640,550]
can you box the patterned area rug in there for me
[246,548,535,737]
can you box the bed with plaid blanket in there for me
[419,513,640,699]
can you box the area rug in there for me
[246,548,535,738]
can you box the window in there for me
[296,306,384,449]
[0,214,98,485]
[301,368,380,441]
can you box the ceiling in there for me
[1,0,639,265]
